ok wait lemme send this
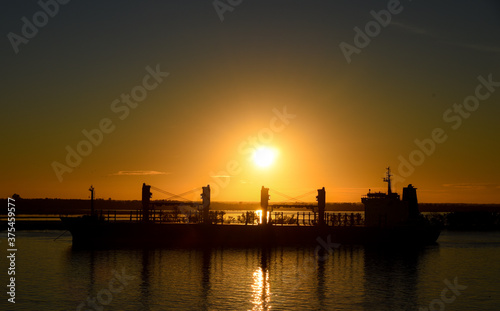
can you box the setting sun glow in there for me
[253,147,277,168]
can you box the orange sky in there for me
[2,1,499,203]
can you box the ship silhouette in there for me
[61,168,441,248]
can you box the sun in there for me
[253,147,277,168]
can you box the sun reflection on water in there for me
[251,267,271,310]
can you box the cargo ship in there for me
[61,168,441,248]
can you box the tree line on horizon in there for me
[2,196,500,215]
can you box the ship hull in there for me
[61,217,441,249]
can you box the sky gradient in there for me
[2,0,500,203]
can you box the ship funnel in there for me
[403,184,419,220]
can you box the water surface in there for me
[1,230,499,310]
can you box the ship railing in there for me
[95,209,365,227]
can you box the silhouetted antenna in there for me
[383,167,392,195]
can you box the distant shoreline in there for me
[2,198,500,231]
[2,198,500,215]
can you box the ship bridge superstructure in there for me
[362,167,419,227]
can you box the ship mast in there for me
[89,185,95,216]
[383,167,392,195]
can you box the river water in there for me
[1,230,499,310]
